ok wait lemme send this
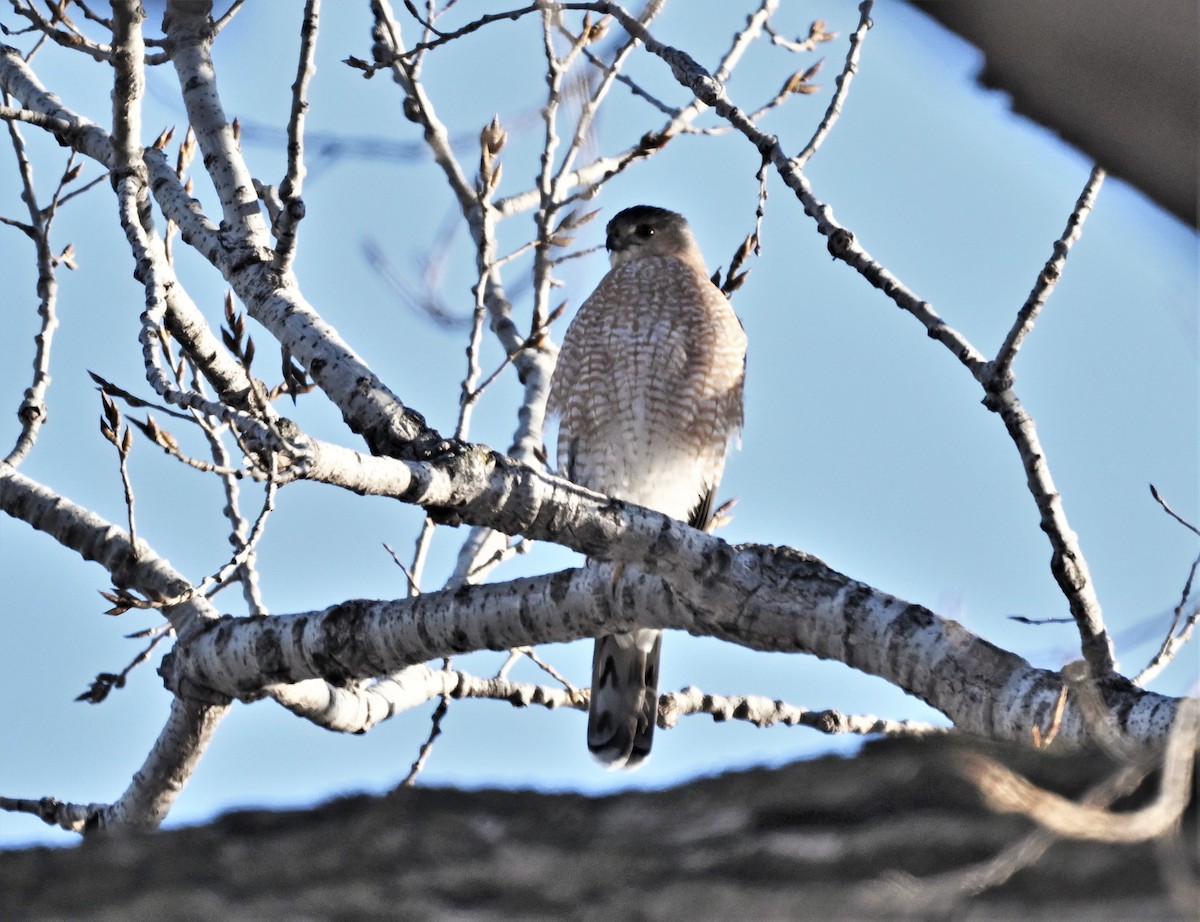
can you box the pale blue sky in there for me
[2,0,1196,848]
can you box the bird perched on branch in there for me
[548,205,748,768]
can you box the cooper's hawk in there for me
[548,205,747,769]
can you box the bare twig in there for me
[99,393,140,557]
[407,516,437,598]
[272,0,321,275]
[200,412,269,616]
[508,646,580,693]
[764,18,837,55]
[791,0,872,169]
[267,662,947,738]
[660,686,947,736]
[6,0,119,63]
[984,388,1116,675]
[495,0,769,218]
[1149,483,1200,538]
[395,660,453,788]
[990,165,1107,387]
[382,541,421,596]
[2,100,61,466]
[75,624,173,704]
[1134,485,1200,685]
[553,3,665,190]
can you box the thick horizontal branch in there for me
[161,551,1180,750]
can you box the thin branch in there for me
[529,3,584,335]
[211,0,247,36]
[496,0,774,218]
[989,165,1107,387]
[659,686,947,737]
[1134,485,1200,685]
[570,36,677,117]
[6,0,118,63]
[2,98,61,466]
[263,661,945,739]
[791,0,872,169]
[198,412,270,616]
[104,409,139,559]
[764,18,837,55]
[393,2,583,59]
[382,541,421,596]
[407,516,437,597]
[509,646,580,693]
[984,389,1116,674]
[1149,483,1200,538]
[190,460,280,606]
[552,2,666,189]
[456,118,502,441]
[76,625,173,704]
[271,0,320,276]
[395,661,452,788]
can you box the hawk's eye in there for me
[635,223,655,239]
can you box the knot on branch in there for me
[408,440,499,525]
[157,649,235,706]
[358,401,435,458]
[638,130,671,153]
[17,399,44,424]
[826,227,854,259]
[1053,549,1087,592]
[981,360,1015,396]
[756,133,780,158]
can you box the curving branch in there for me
[159,552,1178,750]
[791,0,873,168]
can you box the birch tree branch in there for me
[159,554,1179,749]
[1,111,61,467]
[270,0,320,276]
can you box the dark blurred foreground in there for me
[2,736,1196,921]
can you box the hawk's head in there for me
[605,205,705,270]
